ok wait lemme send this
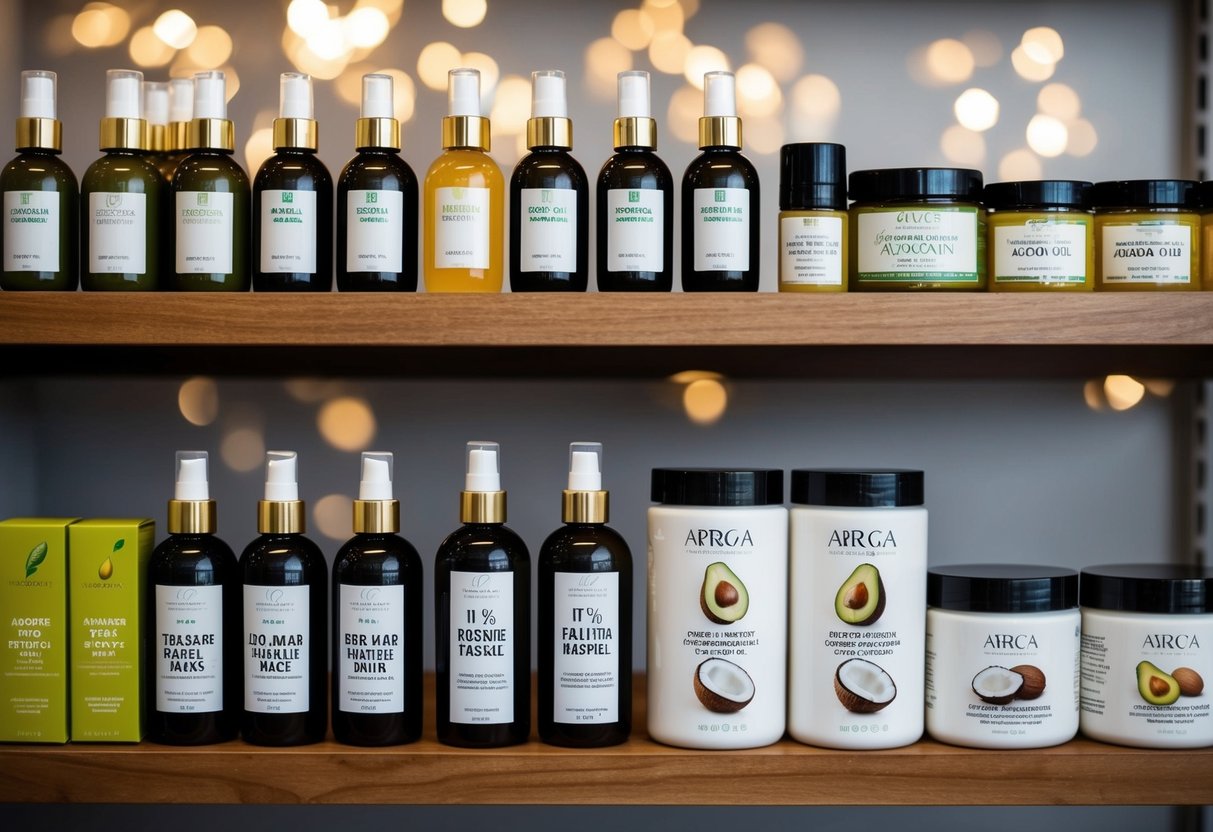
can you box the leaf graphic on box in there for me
[113,538,125,552]
[24,541,48,578]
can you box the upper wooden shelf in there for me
[3,293,1213,377]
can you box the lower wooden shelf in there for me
[1,674,1210,806]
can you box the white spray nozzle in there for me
[617,70,650,119]
[169,78,194,123]
[703,71,737,118]
[105,69,143,120]
[174,450,210,501]
[264,450,299,502]
[279,72,313,120]
[361,73,394,120]
[144,81,169,127]
[448,68,481,118]
[531,70,567,118]
[192,71,227,121]
[567,442,603,492]
[359,451,394,501]
[20,70,57,120]
[464,441,501,493]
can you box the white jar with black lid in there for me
[926,564,1080,749]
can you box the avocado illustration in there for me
[834,563,885,626]
[700,562,749,624]
[1136,660,1181,706]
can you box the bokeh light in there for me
[489,75,531,134]
[417,41,462,91]
[643,0,685,33]
[998,148,1043,181]
[1022,26,1065,64]
[288,0,330,37]
[745,114,784,155]
[1011,45,1055,82]
[962,29,1003,67]
[130,25,176,68]
[925,38,975,84]
[1026,114,1068,157]
[745,22,803,82]
[667,84,702,144]
[72,3,131,49]
[220,426,265,472]
[612,9,655,51]
[443,0,488,28]
[953,88,999,132]
[736,63,782,119]
[649,31,692,75]
[153,10,198,50]
[684,45,730,89]
[1066,118,1098,157]
[683,379,728,425]
[940,125,986,165]
[344,7,391,49]
[318,397,377,452]
[791,74,842,121]
[178,377,219,427]
[1105,375,1145,411]
[585,37,633,99]
[314,494,354,541]
[244,126,274,176]
[185,26,233,70]
[1037,83,1081,120]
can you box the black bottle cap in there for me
[780,142,847,211]
[849,168,983,203]
[1080,563,1213,614]
[1089,180,1199,210]
[790,469,924,507]
[651,468,783,506]
[928,564,1078,613]
[983,180,1092,210]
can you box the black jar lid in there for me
[780,142,847,211]
[983,180,1092,211]
[849,168,983,203]
[1080,563,1213,614]
[651,468,784,506]
[1089,180,1199,210]
[928,564,1078,613]
[790,469,924,507]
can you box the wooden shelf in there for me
[1,674,1210,806]
[2,293,1213,377]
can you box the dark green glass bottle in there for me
[0,70,77,291]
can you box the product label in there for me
[243,585,309,714]
[1100,222,1192,283]
[155,584,223,713]
[260,189,317,273]
[553,571,619,724]
[520,187,576,272]
[435,186,490,269]
[992,219,1087,284]
[176,191,234,274]
[693,187,750,271]
[88,192,147,274]
[606,188,663,272]
[856,207,979,282]
[3,191,59,272]
[780,215,843,285]
[338,583,404,714]
[449,571,513,724]
[346,189,404,273]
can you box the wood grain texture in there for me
[0,674,1209,805]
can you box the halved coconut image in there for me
[834,658,896,713]
[693,657,755,713]
[971,665,1025,705]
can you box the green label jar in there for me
[985,180,1093,291]
[1093,180,1200,291]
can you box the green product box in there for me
[0,518,78,743]
[69,518,155,742]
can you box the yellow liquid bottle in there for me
[424,68,503,293]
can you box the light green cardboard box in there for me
[69,518,154,742]
[0,518,78,743]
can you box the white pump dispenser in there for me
[531,70,567,118]
[279,72,314,120]
[264,450,299,501]
[567,442,603,492]
[20,70,56,120]
[169,78,194,124]
[106,69,143,119]
[448,68,482,117]
[359,452,394,501]
[703,71,737,118]
[192,70,227,121]
[617,71,650,119]
[361,74,394,119]
[175,451,210,501]
[465,441,501,492]
[144,81,169,127]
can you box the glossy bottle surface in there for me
[434,522,530,747]
[509,148,588,291]
[146,533,241,745]
[596,148,673,291]
[240,532,328,746]
[0,150,78,290]
[253,149,334,291]
[170,150,250,291]
[81,151,164,291]
[337,150,418,291]
[424,149,504,292]
[332,532,424,745]
[538,523,633,747]
[681,147,761,291]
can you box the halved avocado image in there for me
[834,563,885,626]
[1137,660,1181,706]
[700,562,749,624]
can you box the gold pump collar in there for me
[273,117,318,151]
[355,117,400,151]
[460,491,506,524]
[699,116,742,150]
[100,117,148,151]
[613,117,656,150]
[187,118,235,152]
[258,500,305,534]
[353,499,400,534]
[442,115,490,151]
[563,491,608,524]
[15,117,60,152]
[169,121,190,152]
[526,117,572,150]
[167,500,217,534]
[147,123,168,153]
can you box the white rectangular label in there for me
[176,191,234,274]
[155,584,224,714]
[243,584,310,714]
[993,220,1088,283]
[856,208,979,281]
[89,192,147,274]
[780,215,843,285]
[520,187,576,272]
[553,571,619,724]
[435,186,490,269]
[1100,222,1192,283]
[606,188,663,272]
[449,571,513,724]
[338,583,405,714]
[693,187,750,271]
[346,189,403,273]
[260,189,317,273]
[3,191,59,272]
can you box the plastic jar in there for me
[788,469,926,749]
[1079,564,1213,748]
[647,468,786,749]
[1092,180,1200,291]
[984,180,1094,291]
[925,564,1080,749]
[849,168,985,291]
[778,142,847,292]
